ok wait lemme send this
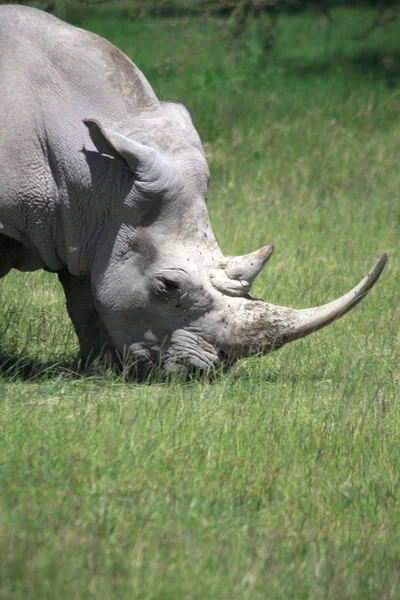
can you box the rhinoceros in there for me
[0,5,387,375]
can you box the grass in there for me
[1,7,399,599]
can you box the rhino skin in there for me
[0,5,387,375]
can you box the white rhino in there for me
[0,5,387,375]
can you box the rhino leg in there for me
[0,234,26,278]
[57,269,118,368]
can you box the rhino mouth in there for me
[162,329,224,375]
[125,329,226,377]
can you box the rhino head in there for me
[83,103,387,376]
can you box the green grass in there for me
[1,8,399,599]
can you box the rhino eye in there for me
[153,276,180,298]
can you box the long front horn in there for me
[229,254,388,358]
[284,253,388,341]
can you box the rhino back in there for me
[0,5,158,118]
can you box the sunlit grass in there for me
[0,7,399,599]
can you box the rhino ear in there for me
[83,118,163,180]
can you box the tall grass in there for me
[0,8,399,599]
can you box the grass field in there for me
[1,7,399,599]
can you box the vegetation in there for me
[1,7,399,598]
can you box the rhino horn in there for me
[229,254,388,357]
[281,253,388,341]
[225,243,274,283]
[84,119,167,182]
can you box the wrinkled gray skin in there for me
[0,6,387,376]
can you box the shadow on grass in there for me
[0,351,81,382]
[285,49,400,88]
[0,348,281,385]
